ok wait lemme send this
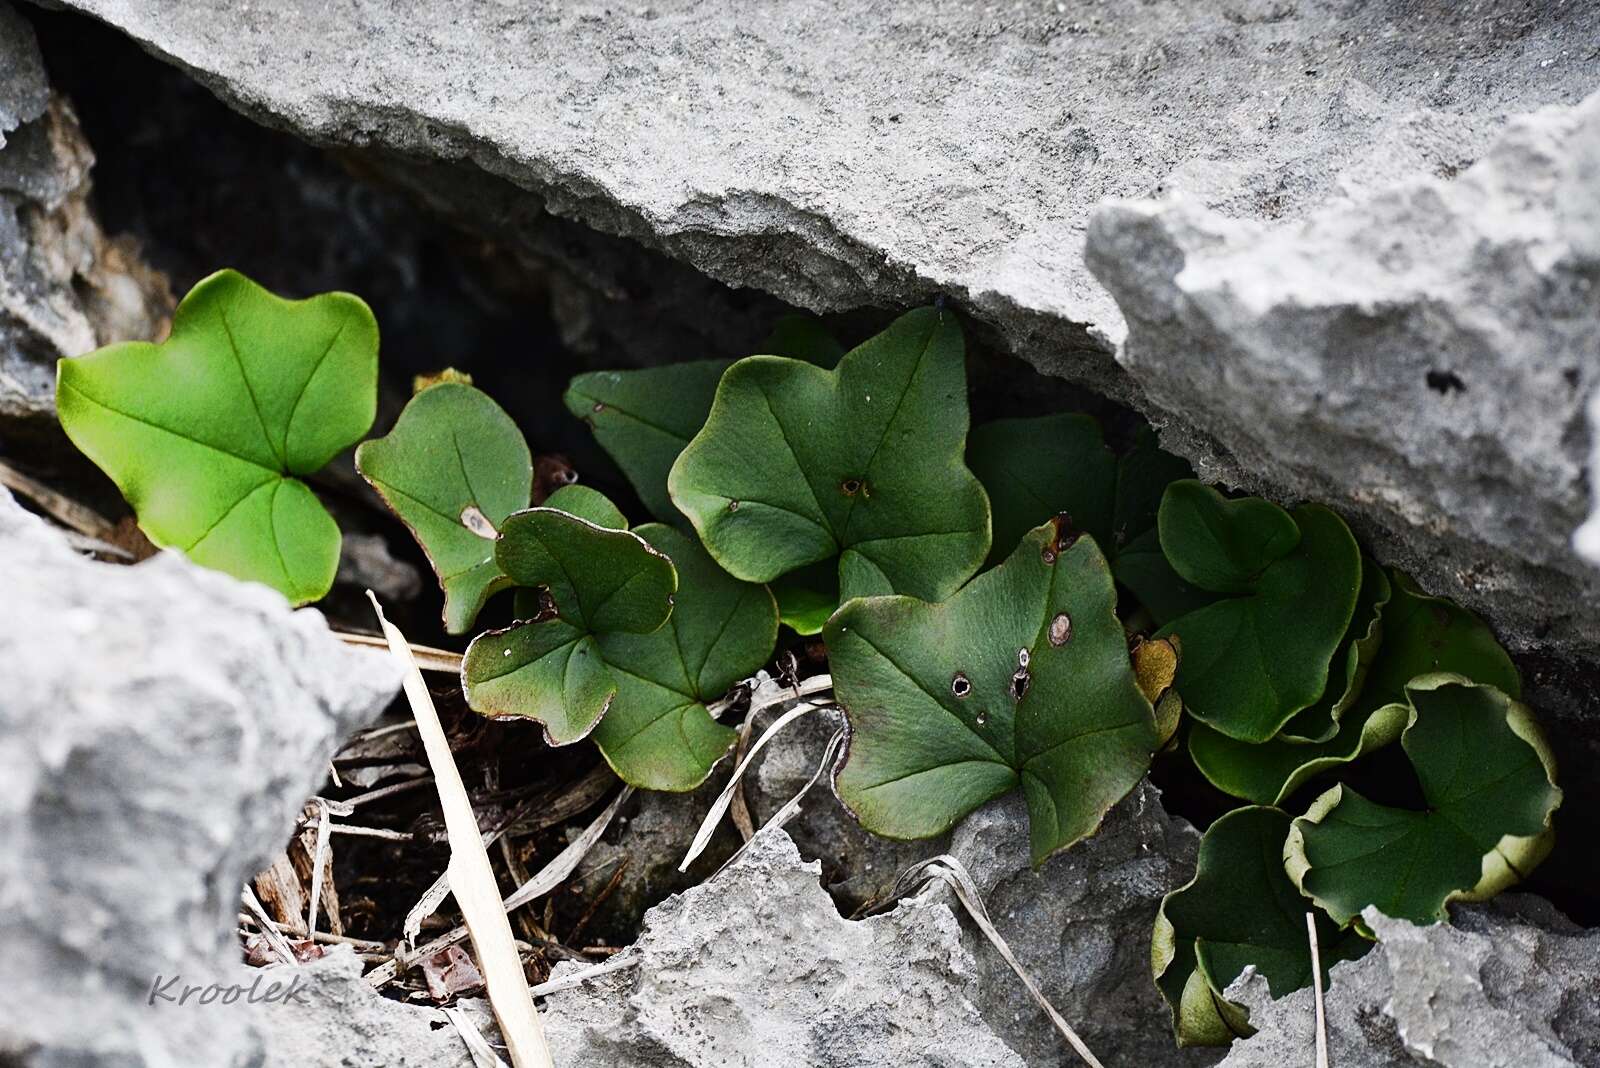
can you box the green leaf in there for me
[496,503,676,634]
[966,413,1116,566]
[1285,675,1560,927]
[1153,806,1366,1047]
[460,488,679,744]
[56,268,377,604]
[591,524,777,790]
[760,313,846,368]
[769,559,840,636]
[1274,557,1392,744]
[564,360,730,524]
[563,315,843,525]
[669,306,991,605]
[1189,567,1519,805]
[1156,482,1361,742]
[355,382,532,633]
[827,520,1158,864]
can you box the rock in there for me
[0,0,46,141]
[0,488,402,1066]
[1218,896,1600,1068]
[542,828,1026,1068]
[946,779,1215,1068]
[748,703,942,911]
[1088,90,1600,656]
[256,948,486,1068]
[0,3,171,444]
[32,0,1600,382]
[335,530,423,602]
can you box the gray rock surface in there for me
[1090,90,1600,655]
[35,0,1600,375]
[256,948,487,1068]
[543,828,1025,1068]
[0,488,402,1066]
[1218,897,1600,1068]
[0,3,170,441]
[947,779,1215,1068]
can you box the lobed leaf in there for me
[1189,566,1517,805]
[355,382,533,633]
[1156,482,1361,742]
[828,520,1158,864]
[56,269,378,604]
[966,413,1115,566]
[1153,806,1366,1047]
[564,315,842,525]
[670,306,991,610]
[1285,674,1560,927]
[592,524,777,790]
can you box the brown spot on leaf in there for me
[1049,612,1072,646]
[951,672,972,698]
[459,505,497,538]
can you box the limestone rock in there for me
[0,3,171,441]
[1089,91,1600,656]
[946,780,1216,1068]
[0,488,401,1066]
[1218,897,1600,1068]
[33,0,1600,381]
[542,828,1025,1068]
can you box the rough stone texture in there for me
[946,779,1215,1068]
[0,2,171,441]
[32,1,1600,377]
[256,948,486,1068]
[1089,90,1600,656]
[543,828,1026,1068]
[1218,897,1600,1068]
[0,488,401,1066]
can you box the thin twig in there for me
[882,857,1106,1068]
[1307,912,1330,1068]
[241,885,304,968]
[445,1006,512,1068]
[369,594,553,1068]
[342,775,436,808]
[714,727,847,880]
[306,799,332,942]
[330,824,414,841]
[528,953,639,998]
[565,856,628,947]
[0,459,114,537]
[679,677,835,872]
[336,630,463,673]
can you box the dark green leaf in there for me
[495,503,676,634]
[966,413,1115,567]
[1188,565,1518,805]
[670,306,991,604]
[1156,483,1361,742]
[56,269,377,603]
[1153,806,1366,1047]
[760,313,846,368]
[356,382,532,633]
[592,524,777,790]
[564,360,730,524]
[459,618,615,744]
[828,521,1158,864]
[1286,675,1560,926]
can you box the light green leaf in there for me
[56,268,377,604]
[355,382,532,633]
[669,306,991,605]
[460,488,678,744]
[1153,806,1367,1047]
[592,524,777,790]
[1188,565,1518,805]
[564,315,843,525]
[769,559,840,636]
[1285,674,1560,927]
[1156,482,1361,742]
[828,520,1158,864]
